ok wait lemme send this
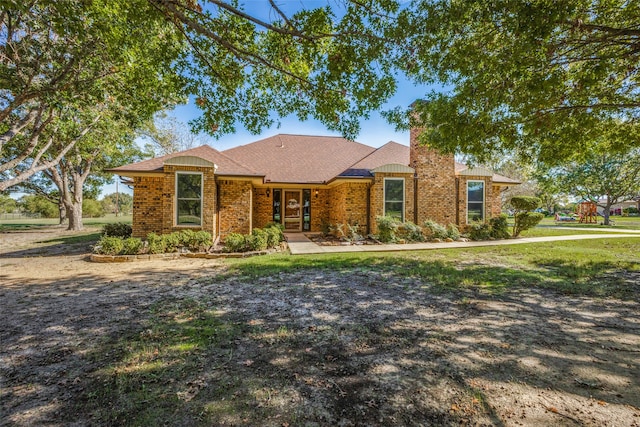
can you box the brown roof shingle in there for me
[222,134,376,183]
[109,145,260,177]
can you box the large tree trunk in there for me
[58,199,68,225]
[66,200,83,231]
[602,200,613,226]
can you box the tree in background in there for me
[0,193,17,214]
[538,147,640,225]
[391,0,640,164]
[139,113,204,157]
[101,192,133,216]
[17,194,57,218]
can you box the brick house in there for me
[110,129,519,239]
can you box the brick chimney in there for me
[410,127,457,225]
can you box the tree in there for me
[18,194,57,218]
[139,113,204,157]
[101,192,133,216]
[540,147,640,225]
[2,0,407,191]
[392,0,640,164]
[0,0,186,190]
[0,193,16,213]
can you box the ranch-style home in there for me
[110,128,519,239]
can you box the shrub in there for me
[489,214,510,239]
[146,232,166,254]
[181,230,212,251]
[96,236,124,255]
[102,223,132,238]
[422,219,449,240]
[376,215,399,243]
[121,237,143,255]
[265,225,284,248]
[247,228,268,251]
[162,232,182,252]
[469,222,492,241]
[513,212,544,237]
[397,221,424,242]
[223,233,247,252]
[510,196,541,212]
[446,223,460,241]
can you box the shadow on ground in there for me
[1,255,639,426]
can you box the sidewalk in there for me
[284,231,640,255]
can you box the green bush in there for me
[180,230,212,251]
[102,223,132,238]
[247,228,269,251]
[513,212,544,237]
[96,236,124,255]
[162,232,182,252]
[422,220,449,240]
[223,233,247,252]
[265,225,284,248]
[146,232,166,254]
[397,221,424,242]
[446,223,460,241]
[510,196,541,212]
[469,222,492,241]
[376,215,399,243]
[121,237,143,255]
[489,214,511,239]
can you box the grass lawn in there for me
[0,213,132,231]
[538,215,640,230]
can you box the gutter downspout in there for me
[455,177,460,225]
[413,173,418,224]
[366,181,372,235]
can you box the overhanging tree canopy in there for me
[392,0,640,164]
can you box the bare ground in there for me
[1,227,639,426]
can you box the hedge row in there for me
[95,230,212,255]
[223,224,284,253]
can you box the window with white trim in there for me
[467,180,485,223]
[176,172,202,226]
[384,178,404,221]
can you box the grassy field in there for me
[0,214,131,231]
[538,215,640,229]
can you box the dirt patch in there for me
[1,227,639,426]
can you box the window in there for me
[384,178,404,221]
[176,172,202,226]
[467,180,484,223]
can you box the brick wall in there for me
[491,185,503,217]
[410,128,457,226]
[218,180,252,237]
[369,172,415,234]
[131,176,164,238]
[131,165,216,238]
[328,182,369,234]
[252,187,272,229]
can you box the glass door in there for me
[283,190,301,231]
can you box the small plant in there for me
[95,236,124,255]
[182,230,212,251]
[376,215,399,243]
[446,223,460,241]
[247,228,268,251]
[121,237,143,255]
[511,196,543,237]
[265,225,284,248]
[397,221,424,242]
[422,219,448,240]
[489,214,510,239]
[223,233,247,252]
[468,221,492,241]
[146,232,166,254]
[162,232,182,252]
[101,222,132,238]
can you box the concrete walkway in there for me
[284,230,640,255]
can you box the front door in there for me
[283,190,301,231]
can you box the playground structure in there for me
[576,199,598,223]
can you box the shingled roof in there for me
[111,134,520,185]
[222,134,375,183]
[109,145,260,177]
